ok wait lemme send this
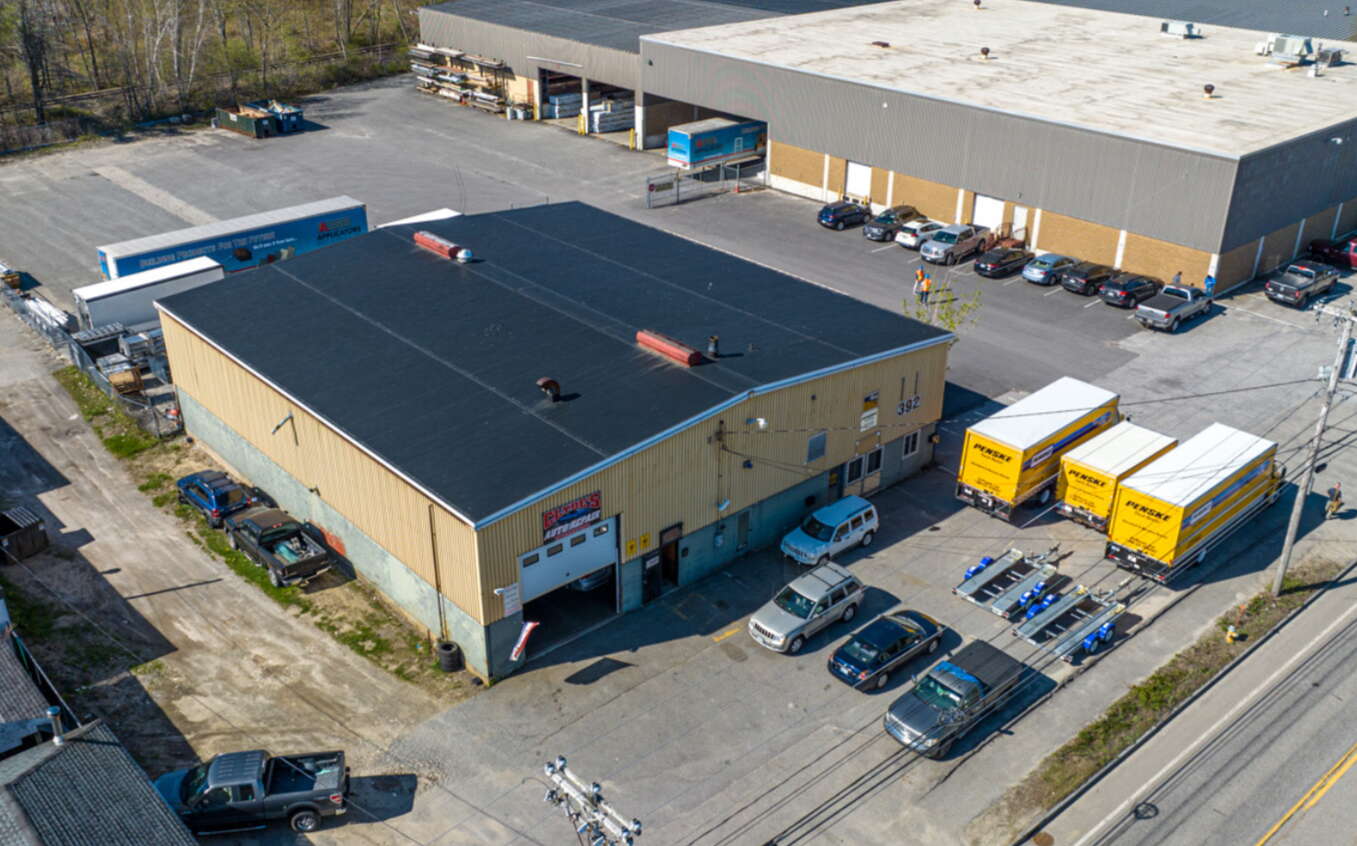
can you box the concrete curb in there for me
[1009,556,1357,846]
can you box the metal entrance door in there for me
[659,522,682,587]
[843,447,884,497]
[846,161,872,201]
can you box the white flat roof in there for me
[1063,420,1176,478]
[73,257,222,302]
[647,0,1357,157]
[970,377,1118,451]
[1121,422,1275,507]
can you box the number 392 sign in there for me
[542,491,602,541]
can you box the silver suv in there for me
[748,562,866,654]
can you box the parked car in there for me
[862,205,923,241]
[895,219,946,250]
[974,247,1035,278]
[1056,261,1116,295]
[780,495,878,566]
[1264,260,1340,308]
[747,561,866,654]
[1099,273,1161,307]
[884,641,1025,758]
[176,470,252,528]
[1309,235,1357,270]
[920,224,989,265]
[827,610,944,691]
[1135,284,1212,332]
[155,749,350,834]
[225,507,334,587]
[1022,254,1077,285]
[818,200,871,230]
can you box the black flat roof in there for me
[159,203,947,524]
[1030,0,1357,40]
[424,0,880,54]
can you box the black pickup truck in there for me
[1263,260,1339,308]
[225,507,332,587]
[883,640,1025,758]
[155,749,350,834]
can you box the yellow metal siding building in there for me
[157,204,952,679]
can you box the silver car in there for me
[748,562,866,654]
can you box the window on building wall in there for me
[546,544,563,556]
[570,534,587,547]
[594,524,610,536]
[522,553,540,567]
[866,448,883,474]
[807,430,827,464]
[903,431,920,459]
[846,456,864,483]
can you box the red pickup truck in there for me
[1309,235,1357,270]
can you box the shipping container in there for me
[667,118,767,169]
[1106,423,1283,582]
[957,377,1120,520]
[73,257,224,331]
[96,196,367,279]
[1056,421,1177,532]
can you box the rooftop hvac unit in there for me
[1256,33,1313,63]
[1160,21,1200,38]
[1317,47,1344,68]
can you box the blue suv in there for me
[818,200,871,231]
[176,470,252,527]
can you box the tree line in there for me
[0,0,423,126]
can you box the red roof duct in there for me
[636,329,702,367]
[414,230,463,260]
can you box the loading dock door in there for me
[972,194,1005,232]
[846,161,872,201]
[519,517,618,601]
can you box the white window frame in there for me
[902,431,920,459]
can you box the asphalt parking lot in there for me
[4,76,1357,845]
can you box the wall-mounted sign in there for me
[861,391,880,431]
[625,538,638,558]
[639,532,652,551]
[495,582,522,616]
[542,491,602,540]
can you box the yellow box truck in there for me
[1057,421,1177,532]
[957,377,1120,520]
[1106,423,1284,582]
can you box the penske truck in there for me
[1105,423,1284,582]
[1056,421,1177,532]
[957,377,1120,520]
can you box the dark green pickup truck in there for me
[155,749,350,834]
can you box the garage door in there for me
[518,518,618,601]
[846,161,872,201]
[972,194,1005,232]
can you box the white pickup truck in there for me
[1135,285,1212,332]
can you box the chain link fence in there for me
[2,288,181,440]
[644,157,767,209]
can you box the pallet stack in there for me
[542,92,582,119]
[589,97,634,133]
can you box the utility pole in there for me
[1272,306,1354,597]
[542,756,643,846]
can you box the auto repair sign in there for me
[542,492,602,541]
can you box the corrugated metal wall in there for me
[1222,120,1357,252]
[419,8,640,90]
[160,313,488,623]
[476,341,950,622]
[640,39,1239,253]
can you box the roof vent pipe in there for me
[537,377,561,402]
[47,706,63,746]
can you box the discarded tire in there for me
[435,640,462,673]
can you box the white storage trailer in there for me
[73,257,224,331]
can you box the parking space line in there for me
[1044,288,1061,297]
[1083,300,1100,308]
[1004,278,1021,286]
[712,627,742,643]
[1229,306,1304,329]
[871,244,896,253]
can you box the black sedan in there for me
[862,205,923,241]
[818,200,871,231]
[975,247,1035,278]
[1100,273,1162,307]
[827,610,943,691]
[1057,261,1116,295]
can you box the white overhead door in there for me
[846,161,872,200]
[972,194,1005,232]
[518,518,618,601]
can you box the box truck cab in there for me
[780,496,878,566]
[957,378,1120,520]
[1106,423,1284,582]
[1057,422,1177,531]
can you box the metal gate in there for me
[644,158,766,209]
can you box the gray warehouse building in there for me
[419,0,1357,291]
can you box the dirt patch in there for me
[52,366,158,458]
[971,558,1345,844]
[124,438,478,700]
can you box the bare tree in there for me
[16,0,52,122]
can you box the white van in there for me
[780,495,879,566]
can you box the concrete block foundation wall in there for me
[178,391,496,678]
